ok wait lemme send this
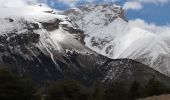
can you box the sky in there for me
[32,0,170,26]
[123,0,170,25]
[0,0,170,30]
[0,0,169,26]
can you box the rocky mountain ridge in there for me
[0,4,170,87]
[63,4,170,76]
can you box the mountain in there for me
[0,4,170,87]
[63,4,170,76]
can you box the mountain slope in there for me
[0,4,170,87]
[0,5,93,85]
[63,4,170,76]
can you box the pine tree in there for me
[144,77,170,97]
[105,80,129,100]
[47,79,91,100]
[129,81,140,100]
[0,68,38,100]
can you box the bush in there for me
[90,83,105,100]
[105,81,129,100]
[143,77,170,97]
[128,81,141,100]
[44,78,170,100]
[0,68,38,100]
[47,80,91,100]
[1,69,168,100]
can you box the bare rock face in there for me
[0,5,90,85]
[41,18,60,31]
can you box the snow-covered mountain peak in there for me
[63,4,126,30]
[64,4,170,76]
[63,4,127,52]
[0,5,64,33]
[0,5,91,66]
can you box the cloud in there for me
[123,0,170,10]
[127,19,170,37]
[0,0,38,7]
[103,0,119,3]
[123,1,143,10]
[58,0,77,7]
[139,0,169,4]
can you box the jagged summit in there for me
[62,4,127,53]
[63,4,170,76]
[63,3,127,28]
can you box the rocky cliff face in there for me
[0,5,91,85]
[0,4,170,87]
[63,4,170,76]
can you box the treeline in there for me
[0,68,170,100]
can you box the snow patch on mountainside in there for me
[0,5,63,34]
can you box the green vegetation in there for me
[143,77,170,97]
[46,79,170,100]
[128,81,141,100]
[46,80,91,100]
[0,68,170,100]
[105,81,129,100]
[0,68,40,100]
